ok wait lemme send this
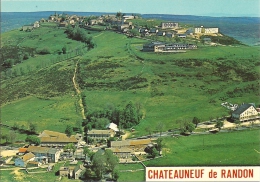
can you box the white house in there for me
[106,123,119,132]
[232,103,258,121]
[33,21,40,28]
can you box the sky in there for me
[2,0,260,17]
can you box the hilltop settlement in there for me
[1,12,259,182]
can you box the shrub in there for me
[37,47,51,55]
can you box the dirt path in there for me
[197,119,260,130]
[121,131,130,140]
[12,167,25,181]
[73,60,86,120]
[0,150,18,157]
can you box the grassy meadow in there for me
[77,31,259,136]
[144,129,260,166]
[2,25,259,137]
[0,19,259,166]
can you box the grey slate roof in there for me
[232,104,255,115]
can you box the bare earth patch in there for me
[0,149,18,157]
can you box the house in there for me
[123,15,135,20]
[143,42,197,52]
[106,123,119,132]
[15,152,35,167]
[232,103,258,121]
[195,26,219,34]
[111,139,152,152]
[161,22,178,29]
[142,42,165,52]
[27,146,61,163]
[59,166,70,177]
[18,148,27,155]
[149,28,158,34]
[156,31,165,36]
[27,161,42,167]
[87,129,114,139]
[165,32,174,38]
[74,164,84,179]
[119,21,133,31]
[33,21,40,28]
[38,130,78,147]
[139,28,149,34]
[40,18,46,23]
[59,165,84,179]
[203,37,211,43]
[107,148,133,159]
[22,25,34,31]
[59,22,68,27]
[178,34,186,38]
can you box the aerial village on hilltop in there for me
[1,12,259,181]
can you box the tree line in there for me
[82,101,142,133]
[65,25,94,49]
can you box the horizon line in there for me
[1,11,260,18]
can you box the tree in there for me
[62,46,67,54]
[1,134,9,144]
[234,119,241,129]
[23,53,29,60]
[123,101,138,128]
[156,138,164,154]
[25,135,41,145]
[180,121,195,134]
[12,123,19,130]
[28,122,37,134]
[65,125,73,137]
[116,11,122,20]
[64,143,76,155]
[175,36,181,43]
[129,29,140,37]
[83,146,90,159]
[145,126,153,138]
[95,118,110,129]
[9,131,17,144]
[92,150,106,179]
[192,117,200,128]
[104,149,119,172]
[151,147,159,158]
[215,120,224,130]
[112,169,120,181]
[157,122,165,137]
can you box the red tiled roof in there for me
[19,148,27,153]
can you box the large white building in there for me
[232,103,258,121]
[161,22,178,29]
[194,27,219,34]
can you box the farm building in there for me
[143,42,197,52]
[38,130,78,147]
[88,129,115,139]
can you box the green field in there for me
[76,31,259,136]
[145,129,260,166]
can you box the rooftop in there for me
[233,103,256,115]
[22,152,35,162]
[88,130,112,135]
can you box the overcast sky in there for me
[2,0,260,17]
